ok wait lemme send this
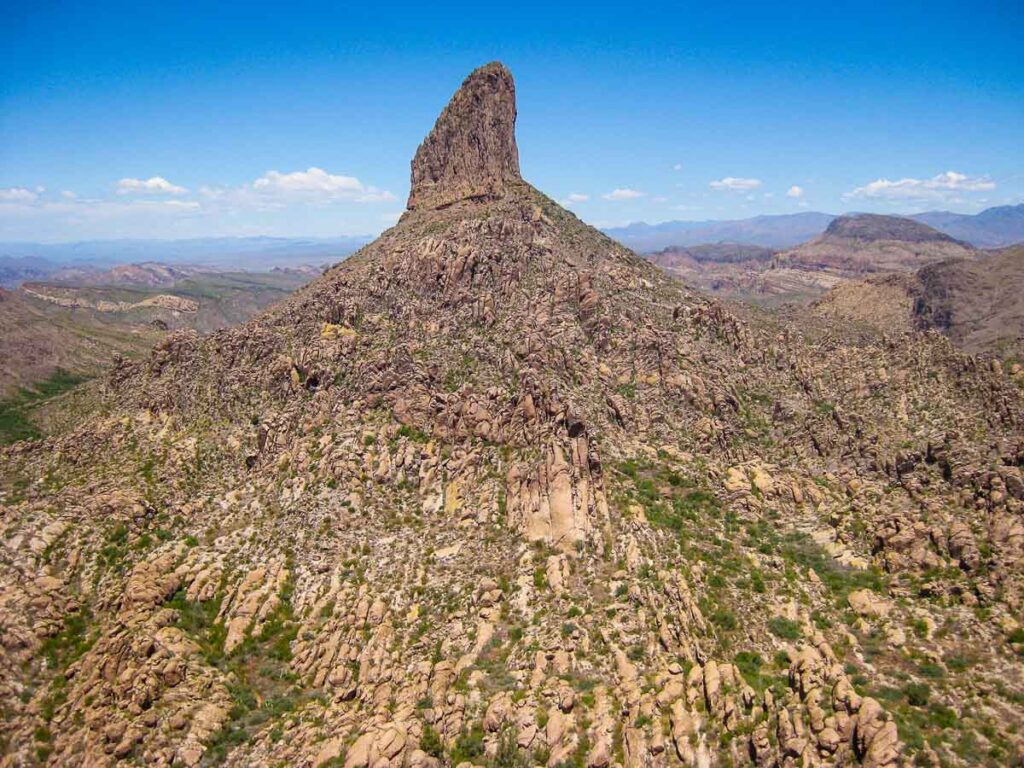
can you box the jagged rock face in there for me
[3,62,1024,768]
[407,62,522,210]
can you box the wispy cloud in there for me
[560,192,589,206]
[602,188,645,201]
[845,171,994,201]
[672,163,683,172]
[0,187,39,203]
[116,176,188,195]
[709,177,762,191]
[787,185,805,198]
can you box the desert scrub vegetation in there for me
[26,604,99,757]
[0,369,87,445]
[613,457,721,541]
[777,530,887,601]
[166,573,315,764]
[38,607,96,672]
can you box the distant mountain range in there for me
[604,203,1024,251]
[910,204,1024,248]
[2,205,1020,287]
[604,212,835,251]
[642,213,983,306]
[0,235,371,285]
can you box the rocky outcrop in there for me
[505,437,606,553]
[407,62,522,211]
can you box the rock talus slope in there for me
[2,63,1023,768]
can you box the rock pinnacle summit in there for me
[407,62,522,211]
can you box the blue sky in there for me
[1,0,1021,242]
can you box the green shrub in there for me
[928,705,957,729]
[712,610,738,631]
[903,682,931,707]
[450,724,485,765]
[419,725,444,760]
[768,617,801,640]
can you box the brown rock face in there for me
[407,61,522,210]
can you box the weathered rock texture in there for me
[408,62,522,211]
[2,63,1023,768]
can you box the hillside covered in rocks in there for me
[811,245,1024,362]
[2,63,1023,768]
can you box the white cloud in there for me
[787,185,805,198]
[709,177,762,191]
[602,188,645,201]
[846,171,995,201]
[560,192,589,206]
[249,167,394,202]
[0,187,39,203]
[672,163,683,172]
[154,200,200,210]
[652,196,668,203]
[61,190,78,199]
[116,176,188,195]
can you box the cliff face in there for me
[2,63,1023,768]
[407,62,522,211]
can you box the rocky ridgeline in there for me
[2,63,1023,768]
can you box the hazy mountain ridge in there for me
[912,204,1024,248]
[0,235,370,272]
[605,204,1024,251]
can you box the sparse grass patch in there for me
[0,369,87,444]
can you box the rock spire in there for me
[407,61,522,210]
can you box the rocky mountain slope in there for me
[0,268,317,399]
[774,214,976,278]
[814,245,1024,361]
[2,63,1023,768]
[0,286,165,399]
[643,246,784,304]
[642,217,982,306]
[682,216,979,304]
